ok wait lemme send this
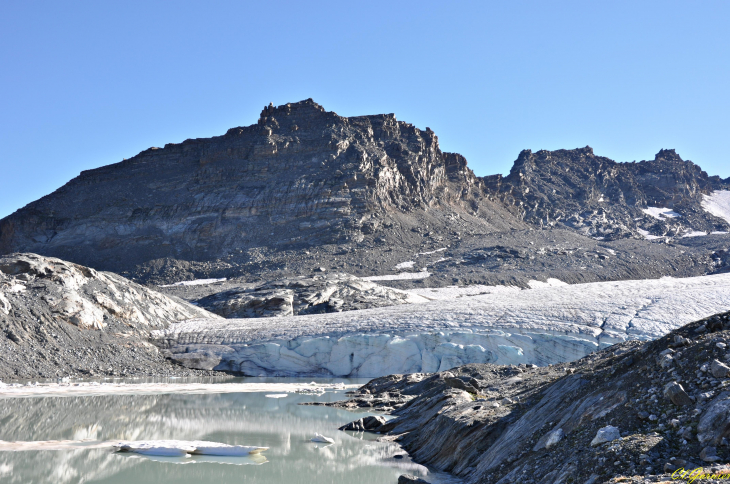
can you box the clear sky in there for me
[1,1,728,219]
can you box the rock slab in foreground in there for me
[327,312,730,483]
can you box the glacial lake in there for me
[0,377,454,484]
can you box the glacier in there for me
[153,274,730,378]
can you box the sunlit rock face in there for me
[154,273,730,377]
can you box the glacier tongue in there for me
[154,274,730,377]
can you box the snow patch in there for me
[702,190,730,224]
[159,278,227,288]
[418,248,448,256]
[363,271,431,281]
[643,207,681,220]
[394,261,415,270]
[682,231,707,238]
[637,228,663,240]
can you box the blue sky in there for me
[1,1,728,218]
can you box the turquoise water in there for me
[0,377,451,484]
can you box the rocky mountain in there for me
[483,147,730,240]
[0,99,519,277]
[326,311,730,484]
[0,99,728,290]
[0,253,220,379]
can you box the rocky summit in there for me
[483,147,730,240]
[0,99,518,276]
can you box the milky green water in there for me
[0,377,453,484]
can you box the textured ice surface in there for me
[703,190,730,224]
[643,207,681,219]
[155,274,730,377]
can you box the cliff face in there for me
[0,99,518,273]
[483,147,730,240]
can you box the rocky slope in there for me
[483,147,730,240]
[0,253,221,380]
[326,312,730,484]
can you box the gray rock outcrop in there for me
[194,272,419,318]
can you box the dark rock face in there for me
[0,99,518,274]
[483,147,730,240]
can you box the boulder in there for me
[711,359,730,378]
[590,426,620,446]
[664,382,693,406]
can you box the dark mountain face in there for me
[482,147,730,240]
[1,100,728,285]
[0,99,520,274]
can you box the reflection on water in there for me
[0,378,449,484]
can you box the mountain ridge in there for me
[1,99,728,284]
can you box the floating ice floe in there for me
[310,434,334,444]
[114,440,268,457]
[265,394,288,398]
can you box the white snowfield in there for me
[154,274,730,378]
[702,190,730,225]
